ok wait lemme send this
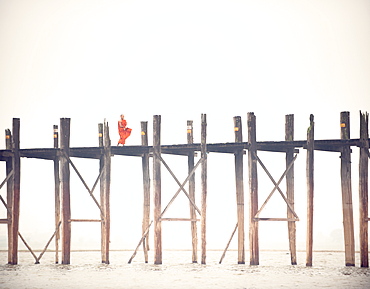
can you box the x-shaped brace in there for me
[253,152,299,220]
[154,152,202,219]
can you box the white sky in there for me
[0,0,369,263]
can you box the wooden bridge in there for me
[0,112,369,267]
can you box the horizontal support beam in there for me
[159,218,199,222]
[0,218,9,224]
[69,219,102,222]
[254,218,299,221]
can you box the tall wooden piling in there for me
[248,112,259,265]
[100,122,111,264]
[340,112,355,266]
[103,122,111,264]
[359,111,369,267]
[201,114,207,264]
[99,123,106,262]
[141,121,150,263]
[60,118,71,264]
[153,115,162,264]
[9,118,20,265]
[285,114,297,265]
[187,120,198,263]
[234,116,245,264]
[306,114,314,267]
[53,125,61,264]
[5,129,13,264]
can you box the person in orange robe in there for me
[117,114,132,145]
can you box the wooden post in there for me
[234,116,245,264]
[60,118,71,264]
[359,111,369,268]
[340,111,355,266]
[153,115,162,264]
[248,112,259,265]
[141,121,150,263]
[5,129,13,264]
[187,120,198,263]
[306,114,314,267]
[285,114,297,265]
[8,119,20,265]
[201,114,207,265]
[102,121,111,264]
[99,123,107,264]
[53,125,61,264]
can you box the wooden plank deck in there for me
[0,138,368,160]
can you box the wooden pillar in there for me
[201,114,207,265]
[187,120,198,263]
[99,123,106,263]
[9,118,20,265]
[248,112,259,265]
[340,111,355,266]
[5,129,13,264]
[60,118,71,264]
[141,121,150,263]
[153,115,162,264]
[234,116,245,264]
[306,114,314,267]
[102,121,111,264]
[99,122,111,264]
[53,125,61,264]
[359,111,369,267]
[285,114,297,265]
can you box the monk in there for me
[117,114,132,145]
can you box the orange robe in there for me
[118,119,132,145]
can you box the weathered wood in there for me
[187,120,198,263]
[60,118,71,264]
[64,152,104,217]
[306,114,314,267]
[128,220,153,264]
[102,121,111,264]
[35,221,61,264]
[158,156,202,218]
[248,112,259,265]
[255,218,298,221]
[219,223,238,264]
[234,116,245,264]
[53,125,61,264]
[99,123,106,263]
[201,113,207,265]
[340,111,355,266]
[285,114,297,265]
[9,118,20,265]
[17,231,38,262]
[159,218,199,221]
[253,153,299,219]
[5,129,13,264]
[141,121,150,263]
[69,219,102,222]
[153,115,162,265]
[0,188,38,263]
[359,111,369,267]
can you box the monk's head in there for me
[120,114,125,120]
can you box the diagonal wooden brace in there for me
[155,152,202,217]
[0,170,14,191]
[0,194,38,262]
[62,150,105,220]
[254,152,299,219]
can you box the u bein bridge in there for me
[0,111,369,267]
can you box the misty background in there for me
[0,0,369,261]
